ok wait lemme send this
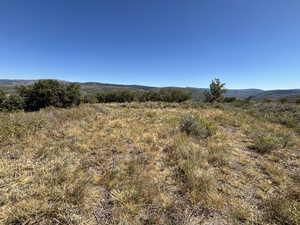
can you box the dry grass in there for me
[0,102,300,225]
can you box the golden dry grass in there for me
[0,102,299,225]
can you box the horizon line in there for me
[1,77,300,91]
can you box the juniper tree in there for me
[204,78,227,103]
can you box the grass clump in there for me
[179,114,217,138]
[263,187,300,225]
[0,112,45,145]
[252,135,280,154]
[4,161,91,225]
[207,145,228,167]
[250,126,296,154]
[175,146,214,204]
[246,103,300,134]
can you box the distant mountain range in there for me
[0,79,299,102]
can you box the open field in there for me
[1,102,300,225]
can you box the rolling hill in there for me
[251,89,300,101]
[0,79,299,101]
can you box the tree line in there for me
[2,78,297,112]
[0,80,191,112]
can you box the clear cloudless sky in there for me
[0,0,299,89]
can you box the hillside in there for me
[1,79,299,101]
[78,82,155,94]
[224,89,264,99]
[1,102,299,225]
[0,79,156,95]
[286,94,300,102]
[251,89,300,101]
[0,79,36,85]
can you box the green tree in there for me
[96,92,106,103]
[279,98,288,104]
[116,90,135,102]
[245,96,254,102]
[223,97,236,103]
[158,88,191,102]
[19,80,81,111]
[63,83,81,107]
[83,94,98,104]
[204,78,227,102]
[1,95,24,111]
[0,89,6,106]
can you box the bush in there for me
[0,89,6,106]
[204,78,227,103]
[158,88,191,103]
[18,80,81,111]
[296,99,300,104]
[138,91,153,102]
[276,113,298,128]
[246,103,300,134]
[138,90,161,102]
[64,83,81,107]
[279,98,288,104]
[179,114,217,138]
[96,90,137,103]
[83,94,98,104]
[264,188,300,225]
[96,88,191,103]
[223,97,237,103]
[1,95,24,112]
[252,135,279,154]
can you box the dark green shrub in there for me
[252,135,280,154]
[296,99,300,104]
[246,103,300,133]
[1,95,25,111]
[158,88,191,102]
[264,189,300,225]
[116,90,136,102]
[179,114,217,138]
[63,83,81,107]
[83,94,98,104]
[0,89,6,106]
[204,78,227,103]
[223,97,237,103]
[18,80,81,111]
[96,88,191,103]
[138,91,161,102]
[276,113,297,128]
[96,90,136,103]
[95,92,106,103]
[279,98,288,104]
[245,96,254,102]
[250,129,295,154]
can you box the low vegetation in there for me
[204,78,227,103]
[0,101,299,225]
[0,80,191,112]
[1,79,300,224]
[179,114,217,138]
[244,102,300,134]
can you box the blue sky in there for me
[0,0,299,89]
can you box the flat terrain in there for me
[0,102,300,225]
